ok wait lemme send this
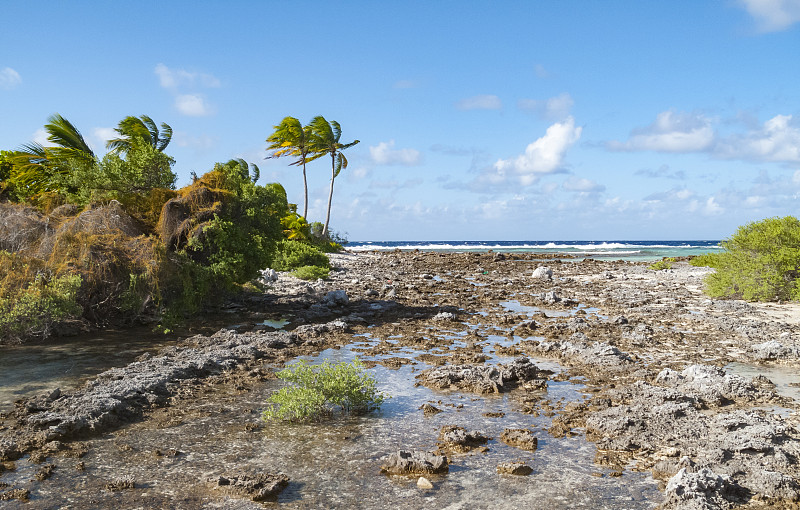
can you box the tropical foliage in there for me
[266,117,314,219]
[307,116,359,236]
[106,115,173,155]
[266,115,358,237]
[691,216,800,301]
[262,359,385,422]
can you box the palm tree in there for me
[266,117,314,219]
[308,116,359,236]
[106,115,172,155]
[11,113,96,197]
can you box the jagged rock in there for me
[500,429,538,451]
[655,365,765,406]
[22,331,296,441]
[419,403,442,416]
[215,472,290,501]
[497,462,533,476]
[323,290,349,307]
[663,467,738,509]
[438,425,489,452]
[381,450,449,475]
[432,311,457,321]
[105,475,136,491]
[417,357,547,394]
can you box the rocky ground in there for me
[1,250,799,508]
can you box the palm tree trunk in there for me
[302,162,308,219]
[323,154,336,236]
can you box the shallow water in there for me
[0,328,174,414]
[725,362,800,403]
[1,331,662,509]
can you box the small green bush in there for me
[291,265,329,280]
[0,272,83,340]
[262,358,385,422]
[700,216,800,301]
[689,253,718,268]
[272,240,330,271]
[649,258,676,271]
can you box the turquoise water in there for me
[347,240,722,261]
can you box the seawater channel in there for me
[1,315,665,509]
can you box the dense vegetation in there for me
[691,216,800,302]
[0,113,350,342]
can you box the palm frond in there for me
[45,114,94,160]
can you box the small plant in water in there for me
[262,358,385,422]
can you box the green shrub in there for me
[701,216,800,301]
[272,240,330,271]
[689,253,718,268]
[0,271,83,341]
[291,265,330,280]
[262,358,385,422]
[649,258,676,271]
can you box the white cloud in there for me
[154,63,220,89]
[492,116,582,185]
[562,176,605,192]
[0,67,21,89]
[92,127,117,150]
[369,140,422,166]
[715,114,800,163]
[175,94,213,116]
[33,128,50,146]
[738,0,800,32]
[607,111,715,153]
[393,79,416,89]
[518,92,574,120]
[456,94,502,111]
[635,164,686,180]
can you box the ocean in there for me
[345,240,723,261]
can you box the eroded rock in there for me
[381,450,449,475]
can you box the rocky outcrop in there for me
[416,357,547,394]
[381,450,449,475]
[214,472,290,501]
[19,330,296,441]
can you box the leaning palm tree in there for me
[307,116,359,236]
[11,113,96,197]
[106,115,173,155]
[266,117,314,219]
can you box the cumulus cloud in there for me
[369,140,422,166]
[175,94,213,117]
[492,116,582,185]
[456,94,502,111]
[715,114,800,164]
[607,111,715,153]
[518,92,574,120]
[154,63,221,89]
[92,127,117,149]
[562,176,605,192]
[0,67,21,89]
[738,0,800,32]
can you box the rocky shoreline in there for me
[1,251,799,508]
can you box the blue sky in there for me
[2,1,799,241]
